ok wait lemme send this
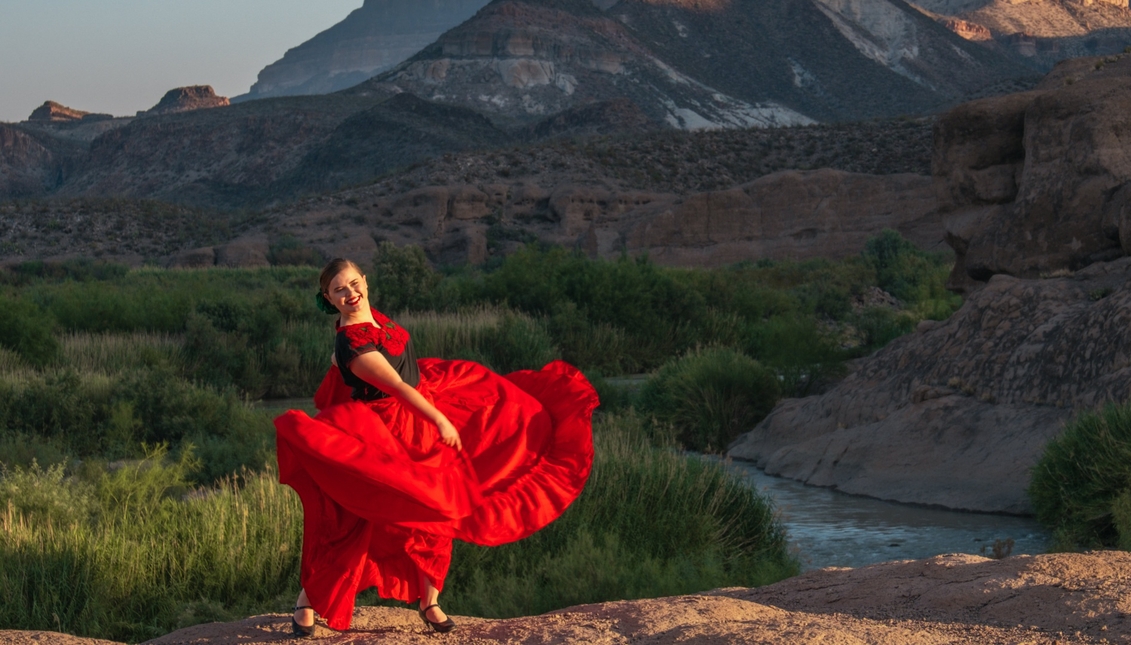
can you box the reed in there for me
[0,412,793,642]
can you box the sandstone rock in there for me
[24,552,1131,645]
[729,256,1131,513]
[215,238,269,268]
[390,187,450,235]
[448,185,491,220]
[139,86,229,117]
[611,169,942,266]
[937,17,993,40]
[934,55,1131,291]
[26,101,92,123]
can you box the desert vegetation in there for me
[0,232,956,641]
[1029,401,1131,550]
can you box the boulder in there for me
[935,54,1131,291]
[728,257,1131,514]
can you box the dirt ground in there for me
[4,552,1130,645]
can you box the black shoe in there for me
[418,604,456,633]
[292,605,316,638]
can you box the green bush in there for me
[0,297,59,367]
[371,242,442,312]
[638,348,780,452]
[1029,401,1131,548]
[0,369,273,482]
[745,315,846,397]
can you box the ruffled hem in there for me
[274,359,596,630]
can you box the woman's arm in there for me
[347,351,462,451]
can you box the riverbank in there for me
[8,551,1128,645]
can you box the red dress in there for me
[274,309,597,630]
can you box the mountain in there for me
[913,0,1131,68]
[352,0,1035,126]
[236,0,492,101]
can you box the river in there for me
[725,460,1051,571]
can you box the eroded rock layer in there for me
[730,257,1131,514]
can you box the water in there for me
[726,460,1051,571]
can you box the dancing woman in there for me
[274,258,597,635]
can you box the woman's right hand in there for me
[437,418,463,451]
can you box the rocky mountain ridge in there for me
[914,0,1131,68]
[237,0,491,102]
[357,0,1035,125]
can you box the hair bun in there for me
[315,291,338,315]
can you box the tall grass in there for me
[1029,401,1131,549]
[0,455,303,642]
[0,412,794,642]
[444,411,796,617]
[57,333,181,375]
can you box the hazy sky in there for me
[0,0,363,123]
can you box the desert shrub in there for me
[637,348,780,452]
[1112,488,1131,551]
[548,302,631,375]
[0,368,272,481]
[852,307,917,351]
[371,242,442,312]
[1029,401,1131,548]
[267,235,322,267]
[481,313,560,373]
[862,229,955,309]
[0,296,59,367]
[745,315,846,397]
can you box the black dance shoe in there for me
[292,605,316,638]
[418,604,456,633]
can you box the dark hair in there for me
[316,258,363,314]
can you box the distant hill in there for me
[352,0,1036,125]
[912,0,1131,68]
[236,0,492,102]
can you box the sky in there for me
[0,0,363,123]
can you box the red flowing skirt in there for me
[274,359,597,630]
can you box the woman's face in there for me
[325,267,369,315]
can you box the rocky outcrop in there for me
[261,168,941,267]
[13,553,1130,644]
[935,54,1131,292]
[138,86,229,117]
[912,0,1131,69]
[25,101,111,123]
[238,0,491,101]
[730,257,1131,514]
[938,17,993,40]
[604,169,943,266]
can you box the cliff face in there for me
[355,0,1033,126]
[728,58,1131,514]
[238,0,491,101]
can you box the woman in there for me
[274,258,597,636]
